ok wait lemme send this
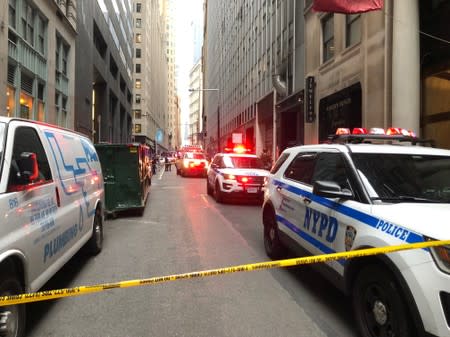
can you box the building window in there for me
[135,48,141,58]
[21,1,35,46]
[135,33,142,43]
[37,16,46,55]
[135,63,141,73]
[136,18,142,28]
[322,14,334,63]
[9,0,16,30]
[135,124,142,133]
[135,79,141,89]
[56,35,70,78]
[136,3,141,12]
[6,86,15,117]
[134,109,142,118]
[346,14,361,47]
[135,94,141,104]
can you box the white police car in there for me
[262,128,450,337]
[206,146,269,203]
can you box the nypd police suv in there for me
[0,118,104,337]
[262,128,450,337]
[207,146,270,203]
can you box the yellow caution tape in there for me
[0,239,449,307]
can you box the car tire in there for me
[206,180,213,195]
[0,265,26,337]
[263,207,285,259]
[352,265,413,337]
[87,207,103,255]
[214,181,223,203]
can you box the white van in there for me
[0,117,104,337]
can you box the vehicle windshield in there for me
[223,156,265,169]
[352,153,450,203]
[185,152,206,160]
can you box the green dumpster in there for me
[94,143,152,217]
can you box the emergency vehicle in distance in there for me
[206,145,270,203]
[175,145,209,177]
[262,127,450,337]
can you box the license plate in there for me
[247,187,258,193]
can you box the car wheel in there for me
[214,181,223,203]
[206,179,213,195]
[0,265,26,337]
[87,207,103,255]
[263,207,285,259]
[352,265,413,337]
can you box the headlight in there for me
[426,237,450,274]
[223,174,236,180]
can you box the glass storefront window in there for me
[38,101,45,121]
[6,86,15,117]
[19,91,33,119]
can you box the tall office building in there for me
[1,0,77,128]
[162,0,179,151]
[132,0,169,152]
[203,1,305,159]
[188,59,202,146]
[74,0,134,142]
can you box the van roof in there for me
[0,117,91,139]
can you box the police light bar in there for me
[335,127,416,137]
[223,145,252,154]
[331,127,432,146]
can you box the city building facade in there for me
[162,0,179,151]
[74,0,133,142]
[132,0,168,152]
[304,0,450,148]
[204,0,450,162]
[1,0,77,128]
[203,0,305,159]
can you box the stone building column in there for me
[392,0,420,134]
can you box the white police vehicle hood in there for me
[220,168,269,177]
[371,203,450,240]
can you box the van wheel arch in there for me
[345,253,425,336]
[0,256,27,337]
[0,257,26,291]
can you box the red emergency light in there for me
[223,144,252,154]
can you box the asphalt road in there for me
[26,166,358,337]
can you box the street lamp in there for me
[188,87,220,153]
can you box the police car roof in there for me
[219,152,258,157]
[283,143,450,156]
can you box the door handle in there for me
[302,197,311,205]
[276,186,282,192]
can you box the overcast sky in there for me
[174,0,204,142]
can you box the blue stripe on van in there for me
[273,179,424,245]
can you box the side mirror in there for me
[210,163,217,169]
[16,152,39,183]
[313,180,353,199]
